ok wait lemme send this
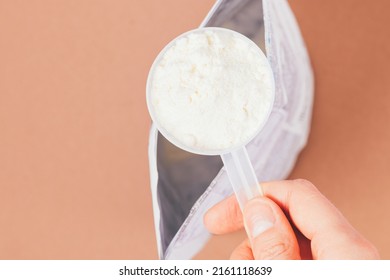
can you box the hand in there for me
[204,179,379,259]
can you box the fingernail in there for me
[244,198,275,238]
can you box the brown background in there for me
[0,0,389,259]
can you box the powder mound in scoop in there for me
[149,29,274,153]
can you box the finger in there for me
[261,179,379,259]
[229,239,253,260]
[204,194,243,234]
[244,196,300,259]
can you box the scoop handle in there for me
[221,146,263,211]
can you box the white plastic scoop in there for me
[146,27,275,211]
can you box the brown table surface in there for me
[0,0,389,259]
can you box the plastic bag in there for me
[148,0,314,259]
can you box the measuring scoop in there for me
[146,27,275,211]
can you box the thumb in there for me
[243,197,301,260]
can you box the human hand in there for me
[204,179,379,259]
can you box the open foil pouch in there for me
[148,0,314,259]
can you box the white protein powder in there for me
[148,28,274,153]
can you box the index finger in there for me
[204,179,341,237]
